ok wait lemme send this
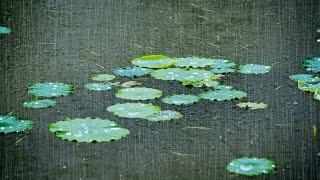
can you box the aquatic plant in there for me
[92,74,116,82]
[114,67,153,77]
[236,102,268,110]
[297,81,320,92]
[227,157,276,176]
[314,89,320,101]
[211,59,236,73]
[28,82,74,97]
[237,64,271,74]
[161,94,200,105]
[0,115,35,134]
[116,87,162,100]
[119,81,141,88]
[303,57,320,73]
[49,117,129,143]
[289,74,320,83]
[0,26,11,34]
[175,57,214,68]
[199,89,247,101]
[107,103,161,119]
[84,83,111,91]
[132,55,176,69]
[23,99,56,109]
[145,110,183,121]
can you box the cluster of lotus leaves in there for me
[151,68,217,82]
[303,57,320,73]
[49,117,129,143]
[211,59,236,73]
[161,94,200,105]
[114,67,153,77]
[227,157,276,176]
[107,103,161,119]
[289,74,320,83]
[92,74,116,82]
[175,57,214,68]
[84,83,112,91]
[199,89,247,101]
[237,64,271,74]
[0,115,35,134]
[28,82,74,97]
[116,87,162,100]
[0,26,11,34]
[132,55,176,69]
[23,99,56,109]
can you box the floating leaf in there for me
[0,26,11,34]
[114,67,153,77]
[107,103,161,119]
[297,81,320,92]
[116,87,162,100]
[237,64,271,74]
[202,79,220,87]
[211,59,236,73]
[49,117,129,143]
[314,89,320,101]
[120,81,141,88]
[84,83,111,91]
[92,74,116,82]
[289,74,320,83]
[132,55,175,69]
[0,115,35,134]
[161,94,200,105]
[145,110,183,121]
[150,68,186,81]
[23,99,56,109]
[212,84,233,90]
[175,57,214,68]
[28,82,74,97]
[236,102,268,110]
[303,57,320,73]
[227,157,276,176]
[199,89,247,101]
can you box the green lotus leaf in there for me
[145,110,183,121]
[211,59,236,73]
[92,74,116,82]
[297,81,320,92]
[23,99,56,109]
[0,26,11,34]
[150,68,186,81]
[175,57,214,68]
[107,103,161,119]
[49,117,129,143]
[161,94,200,105]
[116,87,162,100]
[84,83,111,91]
[289,74,320,83]
[199,89,247,101]
[132,55,176,69]
[303,57,320,73]
[114,67,153,77]
[0,115,35,134]
[237,64,271,74]
[28,82,74,97]
[236,102,268,110]
[227,157,276,176]
[315,89,320,101]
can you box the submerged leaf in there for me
[28,82,74,97]
[116,87,162,100]
[236,102,268,110]
[84,83,111,91]
[237,64,271,74]
[227,157,276,176]
[49,117,129,143]
[199,89,247,101]
[145,110,183,121]
[289,74,320,83]
[132,55,175,69]
[211,59,236,73]
[114,67,153,77]
[303,57,320,73]
[23,99,56,109]
[107,103,161,119]
[0,26,11,34]
[161,94,200,105]
[92,74,116,82]
[175,57,214,68]
[0,115,35,134]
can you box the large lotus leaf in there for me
[49,117,129,143]
[199,89,247,101]
[150,68,187,80]
[107,103,161,119]
[303,57,320,73]
[132,55,176,69]
[92,74,115,82]
[227,157,276,176]
[314,89,320,101]
[289,74,320,83]
[0,115,35,134]
[23,99,56,109]
[211,59,236,73]
[175,57,214,68]
[84,83,112,91]
[237,64,271,74]
[0,26,11,34]
[297,81,320,92]
[236,102,268,110]
[28,82,74,97]
[145,110,183,121]
[116,87,162,100]
[161,94,200,105]
[114,67,153,77]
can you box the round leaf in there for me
[161,94,200,105]
[145,110,183,121]
[211,59,236,73]
[175,57,214,68]
[23,99,56,109]
[84,83,111,91]
[0,115,35,134]
[227,157,276,176]
[303,57,320,73]
[237,64,271,74]
[107,103,161,119]
[116,87,162,100]
[114,67,153,77]
[199,89,247,101]
[92,74,115,82]
[28,82,74,97]
[132,55,175,69]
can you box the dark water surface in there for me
[0,0,319,179]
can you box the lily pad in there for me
[28,82,74,97]
[114,67,153,77]
[314,89,320,101]
[237,64,271,74]
[116,87,162,100]
[289,74,320,83]
[175,57,214,68]
[23,99,56,109]
[0,26,11,34]
[0,115,35,134]
[92,74,116,82]
[150,68,186,81]
[107,103,161,119]
[212,84,234,90]
[84,83,111,91]
[211,59,236,73]
[49,117,129,143]
[199,89,247,101]
[227,157,276,176]
[145,110,183,121]
[303,57,320,73]
[236,102,268,110]
[297,81,320,92]
[132,55,176,69]
[161,94,200,105]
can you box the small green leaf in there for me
[161,94,200,105]
[227,157,276,176]
[92,74,115,82]
[237,64,271,74]
[303,57,320,73]
[23,99,56,109]
[84,83,111,91]
[132,55,176,69]
[0,26,11,34]
[116,87,162,100]
[0,115,35,134]
[28,82,74,97]
[175,57,214,68]
[211,59,236,73]
[114,67,153,77]
[199,89,247,101]
[107,103,161,119]
[145,110,183,121]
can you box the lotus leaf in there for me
[227,157,276,176]
[161,94,200,105]
[23,99,56,109]
[237,64,271,74]
[145,110,183,121]
[303,57,320,73]
[132,55,175,69]
[107,103,161,119]
[114,67,153,77]
[116,87,162,100]
[0,115,35,134]
[84,83,111,91]
[92,74,115,82]
[28,82,74,97]
[199,89,247,101]
[175,57,214,68]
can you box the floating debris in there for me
[0,115,35,134]
[84,83,111,91]
[0,26,11,34]
[116,87,162,100]
[92,74,116,82]
[23,99,56,109]
[175,57,214,68]
[49,117,129,143]
[237,64,271,74]
[199,89,247,101]
[161,94,200,105]
[107,103,161,119]
[114,67,153,77]
[227,157,276,176]
[132,54,176,69]
[28,82,74,97]
[236,102,268,110]
[211,59,236,73]
[303,57,320,73]
[145,110,183,121]
[289,74,320,83]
